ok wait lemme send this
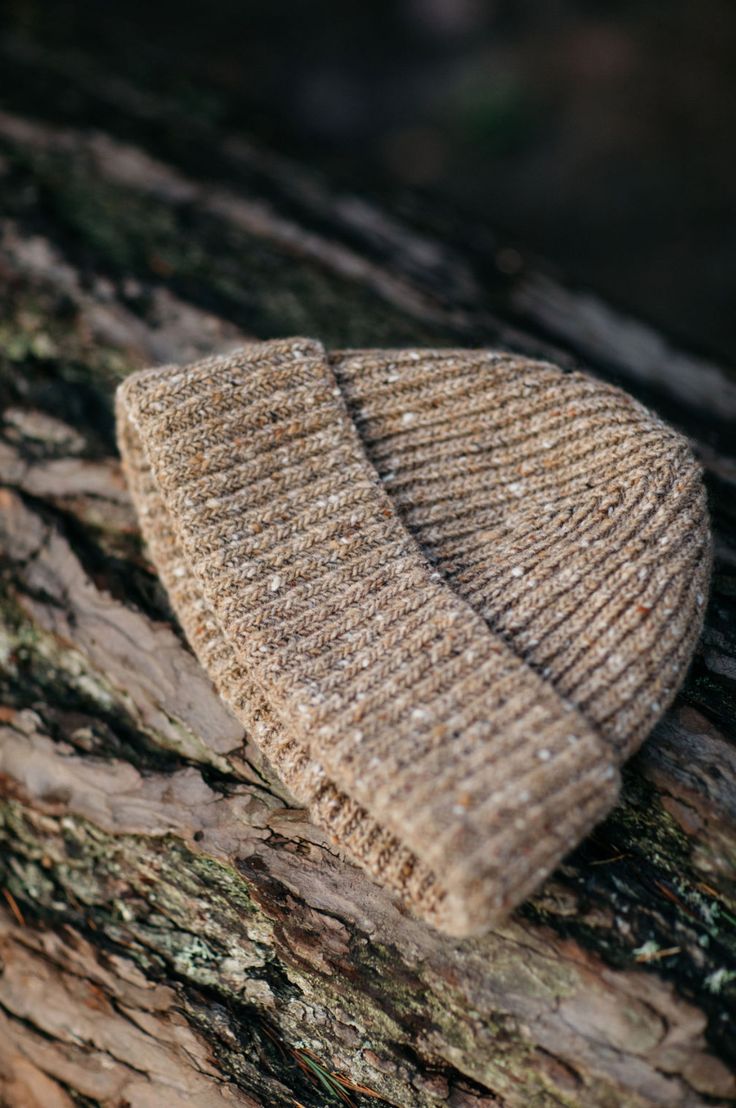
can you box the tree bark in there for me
[0,37,735,1108]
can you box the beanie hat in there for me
[116,338,711,936]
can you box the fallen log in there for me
[0,38,735,1108]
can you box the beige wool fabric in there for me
[116,338,711,936]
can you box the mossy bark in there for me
[0,37,735,1108]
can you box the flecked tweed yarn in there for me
[116,338,711,936]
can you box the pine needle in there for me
[2,887,25,926]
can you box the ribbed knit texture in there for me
[332,348,711,764]
[116,338,710,936]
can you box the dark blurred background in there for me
[2,0,735,363]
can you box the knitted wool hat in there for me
[116,338,711,936]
